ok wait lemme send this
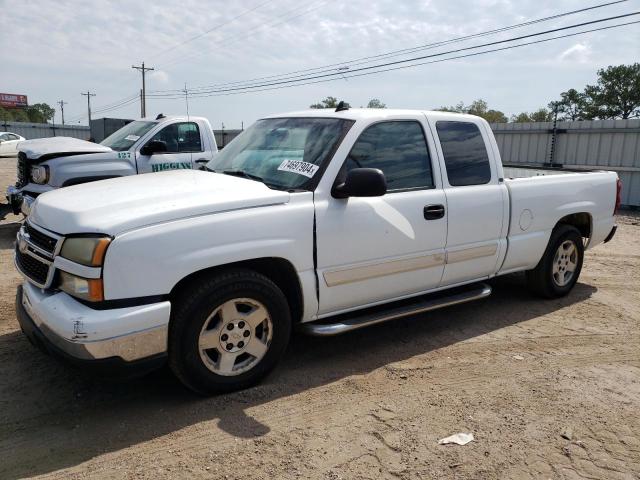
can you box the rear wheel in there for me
[169,269,291,394]
[526,225,584,298]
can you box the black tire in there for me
[526,224,584,298]
[168,269,291,395]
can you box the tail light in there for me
[614,178,622,215]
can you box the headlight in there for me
[31,165,49,184]
[60,237,111,267]
[59,271,104,302]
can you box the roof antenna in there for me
[156,113,165,120]
[335,101,349,112]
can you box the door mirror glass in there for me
[332,168,387,198]
[140,140,167,156]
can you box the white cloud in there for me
[150,70,170,84]
[558,43,592,64]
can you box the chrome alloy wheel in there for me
[198,298,273,376]
[552,240,578,287]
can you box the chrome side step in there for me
[299,282,492,337]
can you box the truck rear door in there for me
[136,121,203,173]
[427,116,509,286]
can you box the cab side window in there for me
[177,122,202,152]
[344,121,434,191]
[436,121,492,186]
[148,122,202,153]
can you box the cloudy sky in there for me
[2,0,638,128]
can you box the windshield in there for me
[206,117,354,190]
[100,120,157,151]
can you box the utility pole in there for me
[132,62,154,117]
[81,91,96,124]
[57,100,68,126]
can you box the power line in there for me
[147,20,640,100]
[158,0,332,69]
[148,0,277,61]
[151,0,630,94]
[148,11,640,98]
[65,94,139,124]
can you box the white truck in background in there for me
[14,107,620,394]
[6,115,217,215]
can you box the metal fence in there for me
[1,120,90,140]
[490,119,640,207]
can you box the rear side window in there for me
[345,121,434,191]
[436,121,491,186]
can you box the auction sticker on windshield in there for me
[277,159,319,178]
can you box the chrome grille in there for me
[16,152,30,188]
[24,223,57,255]
[15,222,62,288]
[15,249,50,286]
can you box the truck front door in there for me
[136,121,202,173]
[315,118,447,316]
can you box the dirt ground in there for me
[0,157,639,479]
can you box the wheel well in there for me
[169,257,304,323]
[556,212,592,238]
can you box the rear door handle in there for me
[424,204,445,220]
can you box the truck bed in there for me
[499,164,617,274]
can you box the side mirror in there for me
[140,140,167,156]
[332,168,387,198]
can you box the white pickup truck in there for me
[6,115,217,215]
[14,108,620,394]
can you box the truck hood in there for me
[20,137,112,160]
[30,170,290,235]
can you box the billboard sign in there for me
[0,93,28,108]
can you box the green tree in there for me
[530,108,553,122]
[366,98,386,109]
[584,63,640,119]
[25,103,56,123]
[10,109,30,122]
[511,108,553,123]
[551,89,587,121]
[310,96,350,109]
[0,106,9,123]
[511,112,532,123]
[435,101,466,113]
[436,99,507,123]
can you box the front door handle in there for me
[424,204,445,220]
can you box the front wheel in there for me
[168,269,291,394]
[526,225,584,298]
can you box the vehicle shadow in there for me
[0,222,20,248]
[0,276,597,479]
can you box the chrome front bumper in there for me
[17,282,171,363]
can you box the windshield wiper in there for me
[213,169,291,191]
[218,169,266,183]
